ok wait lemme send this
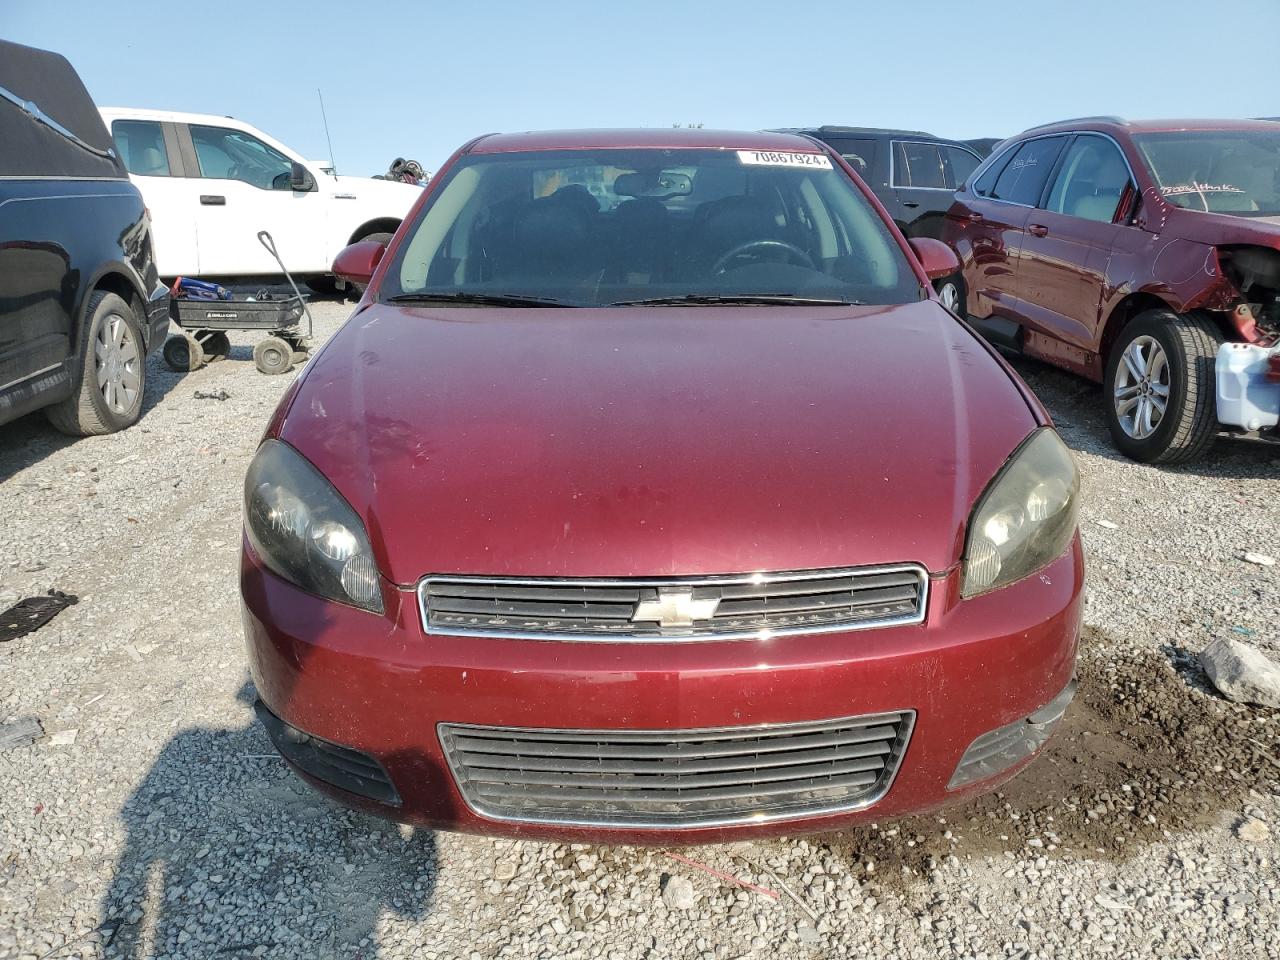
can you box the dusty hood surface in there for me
[279,301,1038,583]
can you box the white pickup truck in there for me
[99,108,420,289]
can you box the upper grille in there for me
[439,710,914,828]
[418,565,928,641]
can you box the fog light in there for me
[947,679,1077,790]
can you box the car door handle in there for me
[1029,223,1049,237]
[967,212,984,223]
[902,201,920,208]
[200,195,226,206]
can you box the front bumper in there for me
[242,538,1084,843]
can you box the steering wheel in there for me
[712,240,815,275]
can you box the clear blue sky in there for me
[5,0,1278,177]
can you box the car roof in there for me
[1019,116,1280,136]
[774,125,937,139]
[99,106,258,130]
[468,128,827,154]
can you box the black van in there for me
[0,39,168,434]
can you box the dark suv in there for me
[0,40,168,435]
[942,117,1280,464]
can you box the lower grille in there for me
[438,711,913,828]
[419,565,928,641]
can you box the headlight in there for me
[961,428,1079,598]
[244,440,384,613]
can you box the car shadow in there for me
[0,352,182,483]
[97,681,441,959]
[1003,352,1279,479]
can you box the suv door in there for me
[1016,134,1135,366]
[179,123,328,275]
[890,140,951,238]
[110,118,198,276]
[957,135,1068,320]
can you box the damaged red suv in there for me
[941,118,1280,464]
[241,129,1083,843]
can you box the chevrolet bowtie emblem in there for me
[631,588,720,628]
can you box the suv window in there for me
[990,136,1066,206]
[826,138,877,176]
[1045,135,1131,222]
[189,124,294,190]
[112,120,170,177]
[942,145,980,188]
[893,142,946,189]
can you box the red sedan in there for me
[241,128,1083,843]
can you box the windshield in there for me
[1135,130,1280,216]
[382,148,921,307]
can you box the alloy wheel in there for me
[937,281,960,312]
[1113,335,1169,440]
[95,313,141,415]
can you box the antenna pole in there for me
[317,88,337,176]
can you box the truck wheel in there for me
[254,336,294,375]
[1103,309,1224,464]
[163,333,205,372]
[46,291,147,435]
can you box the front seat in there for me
[685,195,781,276]
[136,146,167,176]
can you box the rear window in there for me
[112,120,171,177]
[990,137,1067,206]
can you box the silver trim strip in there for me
[0,362,62,392]
[0,84,117,161]
[438,710,916,830]
[417,564,930,642]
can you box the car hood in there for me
[278,301,1038,583]
[1165,205,1280,247]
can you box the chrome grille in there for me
[438,711,914,828]
[419,565,928,641]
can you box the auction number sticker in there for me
[737,150,832,169]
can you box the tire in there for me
[162,333,205,372]
[254,336,294,375]
[305,275,340,296]
[934,274,964,315]
[46,292,147,436]
[1103,309,1224,464]
[200,331,231,362]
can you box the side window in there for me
[942,146,981,189]
[1045,136,1132,222]
[972,148,1010,197]
[827,138,877,177]
[111,120,171,177]
[991,137,1067,206]
[188,124,294,190]
[893,142,946,189]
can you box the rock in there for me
[1242,552,1276,567]
[1237,818,1270,843]
[662,875,697,911]
[797,921,820,945]
[1200,638,1280,707]
[493,859,518,882]
[49,729,78,746]
[1094,519,1119,529]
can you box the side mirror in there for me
[908,237,961,281]
[332,239,387,286]
[289,161,316,192]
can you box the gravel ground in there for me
[0,300,1277,960]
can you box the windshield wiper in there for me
[387,291,568,308]
[608,293,864,307]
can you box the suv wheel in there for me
[1103,309,1223,464]
[46,291,146,436]
[935,275,963,314]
